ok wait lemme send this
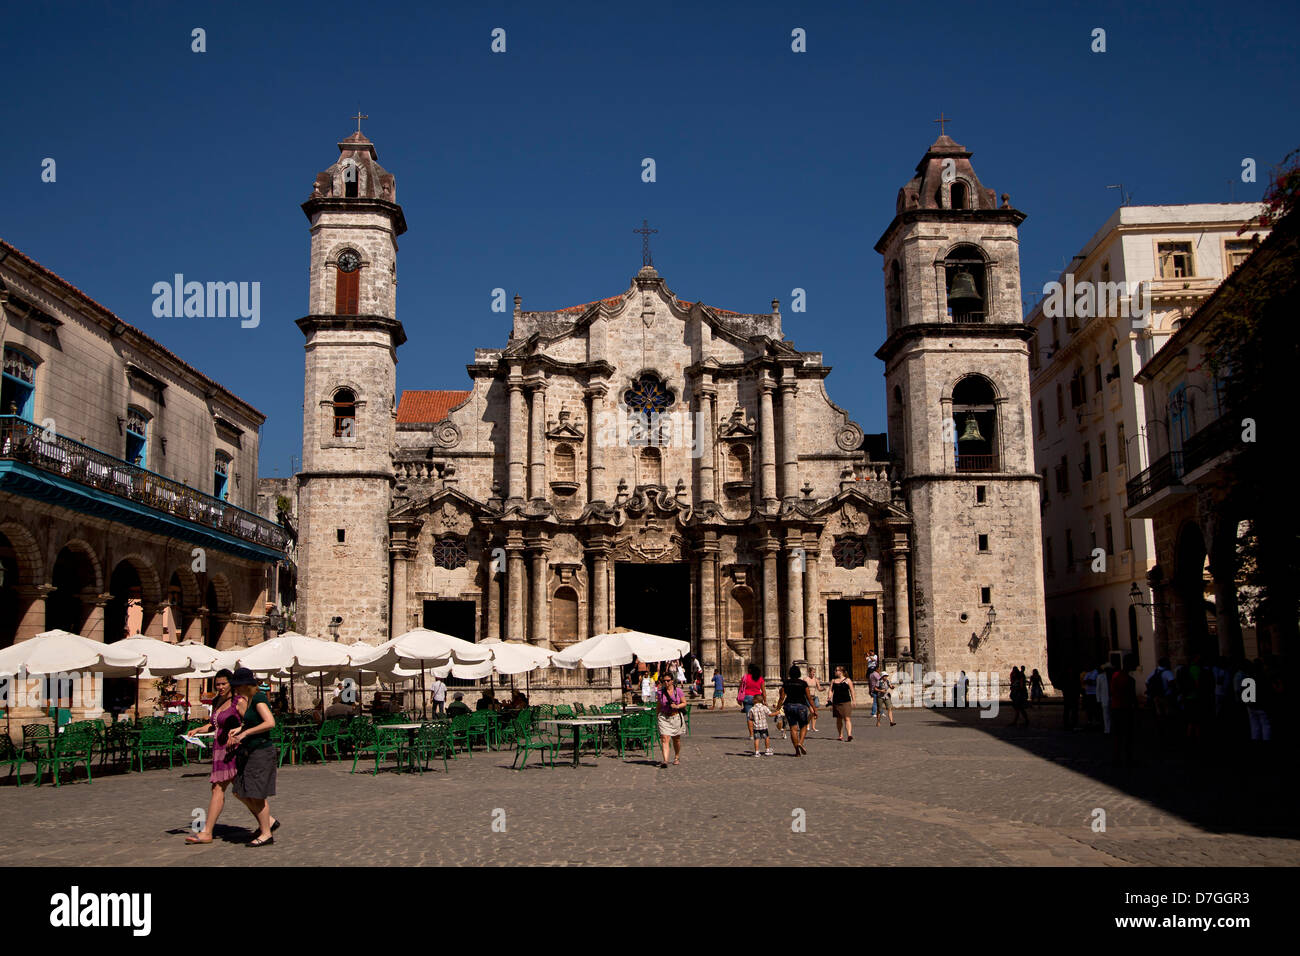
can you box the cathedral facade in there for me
[294,129,1048,689]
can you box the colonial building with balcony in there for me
[1026,204,1267,680]
[0,240,289,715]
[1129,208,1296,665]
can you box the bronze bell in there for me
[947,269,982,309]
[959,413,985,443]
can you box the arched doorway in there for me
[104,560,144,715]
[0,532,22,648]
[47,545,98,634]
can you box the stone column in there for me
[802,541,823,676]
[485,546,501,643]
[389,547,410,640]
[529,539,552,648]
[758,372,778,513]
[779,371,799,503]
[698,534,720,668]
[758,539,781,681]
[184,608,206,645]
[588,543,610,636]
[14,585,52,643]
[505,533,526,642]
[82,593,110,642]
[585,383,608,504]
[528,380,547,502]
[785,532,805,664]
[696,384,717,505]
[891,533,912,658]
[507,373,527,502]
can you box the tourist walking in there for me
[431,675,447,715]
[227,667,278,847]
[656,673,688,767]
[185,669,239,845]
[711,669,725,710]
[806,667,822,734]
[1096,661,1112,734]
[1008,666,1030,727]
[749,693,774,755]
[639,671,656,706]
[775,665,816,756]
[829,665,855,741]
[1029,668,1045,703]
[1110,654,1138,766]
[871,668,895,727]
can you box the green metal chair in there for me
[683,703,692,735]
[448,714,474,756]
[617,711,655,758]
[1,733,30,786]
[132,723,185,771]
[413,722,454,774]
[465,712,495,751]
[36,729,95,786]
[511,716,559,770]
[337,716,372,759]
[22,724,52,761]
[270,724,295,767]
[350,723,405,774]
[297,718,342,763]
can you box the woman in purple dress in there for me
[186,669,240,845]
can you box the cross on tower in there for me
[634,219,658,267]
[934,111,952,137]
[353,111,368,134]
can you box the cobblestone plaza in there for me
[2,707,1293,867]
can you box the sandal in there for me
[271,818,281,833]
[185,833,213,845]
[247,835,274,847]
[847,735,853,741]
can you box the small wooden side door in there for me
[849,602,876,681]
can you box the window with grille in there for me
[831,536,866,569]
[433,537,468,569]
[214,452,231,501]
[125,407,149,468]
[1,347,36,420]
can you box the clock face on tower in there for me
[337,250,361,273]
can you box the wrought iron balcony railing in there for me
[0,416,288,553]
[1181,413,1239,476]
[1125,450,1184,508]
[951,311,986,324]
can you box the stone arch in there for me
[948,178,972,210]
[112,552,163,606]
[57,538,103,593]
[166,564,202,609]
[0,520,44,586]
[940,371,1003,404]
[205,573,234,615]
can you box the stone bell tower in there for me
[874,132,1048,680]
[295,128,407,643]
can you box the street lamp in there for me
[262,606,284,642]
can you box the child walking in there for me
[749,693,774,756]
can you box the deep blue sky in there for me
[5,0,1297,477]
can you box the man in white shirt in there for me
[431,676,447,715]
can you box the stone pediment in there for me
[718,405,757,440]
[389,486,494,524]
[813,485,912,524]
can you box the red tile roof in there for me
[397,389,471,424]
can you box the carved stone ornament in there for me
[433,421,462,449]
[434,501,472,535]
[835,423,864,451]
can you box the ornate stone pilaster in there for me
[758,538,781,681]
[785,531,805,665]
[507,372,527,502]
[802,539,823,676]
[758,372,778,513]
[505,532,526,642]
[527,379,548,502]
[485,543,501,643]
[585,383,608,505]
[528,538,552,648]
[697,533,720,669]
[779,372,799,503]
[695,384,717,505]
[891,531,912,658]
[586,540,611,636]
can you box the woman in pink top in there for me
[738,664,765,740]
[185,669,241,845]
[656,674,688,767]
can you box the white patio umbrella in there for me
[99,636,207,721]
[0,630,110,732]
[221,633,353,713]
[353,629,491,717]
[550,630,690,670]
[433,641,553,679]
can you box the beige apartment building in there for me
[1026,204,1266,681]
[0,240,289,719]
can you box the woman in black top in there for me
[830,666,855,741]
[775,665,817,757]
